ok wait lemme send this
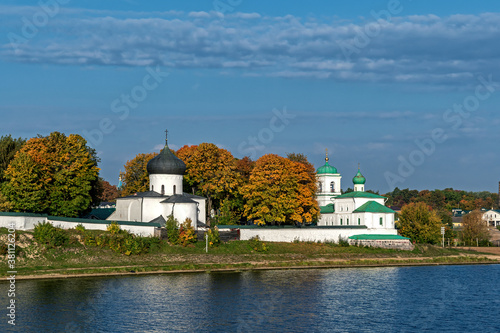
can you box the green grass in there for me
[0,228,497,278]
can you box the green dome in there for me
[317,161,338,174]
[352,169,366,185]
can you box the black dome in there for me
[147,145,186,175]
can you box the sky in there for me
[1,0,499,193]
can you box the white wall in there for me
[149,174,183,195]
[0,215,157,236]
[239,227,397,242]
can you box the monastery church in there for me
[315,150,396,229]
[108,132,206,229]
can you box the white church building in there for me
[108,132,206,229]
[316,151,396,230]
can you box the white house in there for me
[108,132,206,229]
[316,151,396,231]
[483,209,500,227]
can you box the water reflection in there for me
[0,265,499,332]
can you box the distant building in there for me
[483,209,500,227]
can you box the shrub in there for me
[248,236,268,252]
[205,226,221,247]
[107,221,121,234]
[338,236,350,247]
[75,224,86,233]
[179,218,196,247]
[166,215,180,245]
[33,222,69,248]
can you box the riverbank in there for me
[2,229,499,280]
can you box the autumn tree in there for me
[177,143,241,224]
[397,202,442,244]
[2,132,100,217]
[461,210,490,245]
[0,135,26,183]
[98,179,119,202]
[235,156,255,183]
[240,154,319,225]
[120,152,157,196]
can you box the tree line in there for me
[384,187,499,211]
[121,143,319,226]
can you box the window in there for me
[330,181,335,193]
[347,218,349,225]
[379,217,383,226]
[173,185,176,194]
[358,218,361,225]
[318,182,322,192]
[340,218,343,225]
[161,185,165,195]
[151,185,154,191]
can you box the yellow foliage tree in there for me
[240,154,319,225]
[120,152,158,196]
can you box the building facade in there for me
[316,152,396,231]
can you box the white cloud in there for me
[2,8,500,85]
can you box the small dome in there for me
[353,168,366,185]
[147,140,186,175]
[317,161,338,174]
[317,149,338,174]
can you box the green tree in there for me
[0,135,26,183]
[397,202,442,244]
[3,132,100,217]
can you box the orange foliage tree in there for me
[177,143,242,224]
[2,132,100,217]
[240,154,319,225]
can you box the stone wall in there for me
[348,239,414,251]
[237,227,397,243]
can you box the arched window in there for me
[330,181,335,193]
[151,185,154,191]
[173,185,176,194]
[161,185,165,195]
[318,182,322,192]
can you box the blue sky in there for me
[1,0,500,193]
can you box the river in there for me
[1,264,499,332]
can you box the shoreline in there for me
[6,256,499,281]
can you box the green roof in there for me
[353,201,395,213]
[320,204,335,214]
[349,234,409,240]
[83,208,115,220]
[335,191,386,199]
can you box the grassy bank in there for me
[0,228,498,279]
